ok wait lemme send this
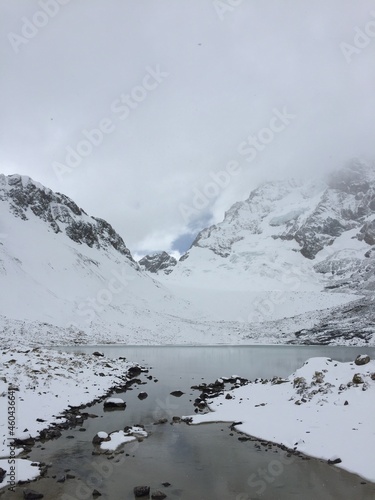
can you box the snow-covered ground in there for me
[0,348,136,488]
[187,355,375,483]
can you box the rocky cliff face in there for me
[139,251,177,274]
[171,160,375,291]
[192,161,375,261]
[0,174,135,263]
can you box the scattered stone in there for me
[161,482,171,487]
[172,416,181,423]
[151,491,167,499]
[128,366,142,378]
[92,351,104,357]
[328,457,342,465]
[92,489,102,497]
[134,485,150,497]
[355,355,370,366]
[154,418,168,425]
[39,428,61,440]
[138,392,148,400]
[344,401,349,406]
[225,394,233,400]
[0,468,6,482]
[352,374,364,384]
[103,398,126,410]
[66,473,76,479]
[92,432,110,445]
[23,490,44,499]
[170,391,184,397]
[229,422,243,431]
[56,475,66,483]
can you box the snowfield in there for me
[1,171,374,348]
[187,356,375,483]
[0,347,136,487]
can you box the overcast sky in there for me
[1,0,375,258]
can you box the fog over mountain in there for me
[1,1,375,256]
[1,161,374,346]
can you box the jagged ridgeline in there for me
[0,174,135,262]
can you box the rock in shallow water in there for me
[151,491,167,499]
[134,485,150,497]
[23,490,44,500]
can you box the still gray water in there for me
[3,345,375,500]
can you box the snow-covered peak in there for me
[138,251,177,274]
[165,160,375,292]
[0,173,134,262]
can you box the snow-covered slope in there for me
[165,160,375,292]
[154,161,375,341]
[0,174,214,344]
[1,163,374,347]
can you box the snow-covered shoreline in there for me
[186,355,375,483]
[0,347,137,489]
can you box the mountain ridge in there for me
[1,162,374,347]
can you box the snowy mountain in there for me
[164,160,375,292]
[138,251,177,274]
[156,160,375,344]
[1,163,374,347]
[0,174,217,345]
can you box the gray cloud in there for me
[1,0,374,255]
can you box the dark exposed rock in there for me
[0,468,6,482]
[139,251,177,274]
[355,354,370,366]
[92,489,102,497]
[352,374,364,384]
[134,485,150,497]
[327,457,342,465]
[23,490,44,499]
[103,399,126,410]
[0,174,135,262]
[170,390,184,397]
[357,220,375,246]
[138,392,148,400]
[39,428,61,440]
[153,418,168,425]
[151,491,167,499]
[128,366,142,378]
[92,433,110,445]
